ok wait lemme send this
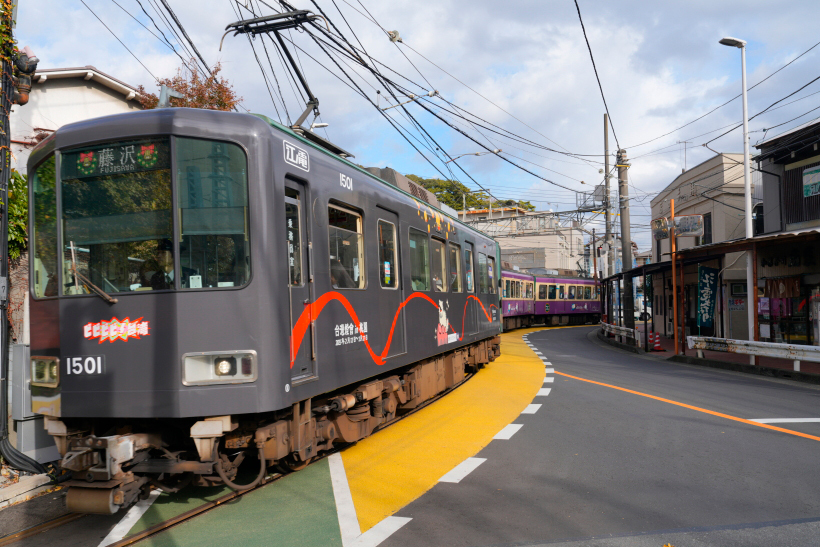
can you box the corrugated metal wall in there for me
[784,160,820,225]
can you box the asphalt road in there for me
[383,325,820,547]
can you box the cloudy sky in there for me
[15,0,820,250]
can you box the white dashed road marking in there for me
[545,368,554,373]
[544,377,554,383]
[439,458,487,483]
[537,388,552,396]
[494,424,524,440]
[521,404,542,414]
[542,361,552,366]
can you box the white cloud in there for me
[14,0,820,250]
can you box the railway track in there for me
[0,371,477,546]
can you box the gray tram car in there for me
[27,108,501,513]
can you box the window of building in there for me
[548,284,557,300]
[465,246,474,292]
[378,220,398,288]
[702,212,712,245]
[329,204,365,289]
[409,228,430,291]
[753,203,764,236]
[431,238,446,292]
[448,242,462,292]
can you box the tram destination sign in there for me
[62,139,170,180]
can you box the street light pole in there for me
[720,36,755,346]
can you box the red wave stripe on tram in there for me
[289,291,499,368]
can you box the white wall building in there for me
[11,66,143,173]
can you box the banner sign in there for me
[674,215,704,238]
[651,217,670,240]
[803,166,820,198]
[697,265,718,328]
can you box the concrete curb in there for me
[596,329,644,354]
[0,474,53,510]
[667,354,820,385]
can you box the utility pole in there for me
[592,228,598,279]
[618,149,635,331]
[604,114,613,278]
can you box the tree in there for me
[406,174,536,211]
[137,59,241,111]
[7,169,28,260]
[406,174,488,210]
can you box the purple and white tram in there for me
[501,270,601,331]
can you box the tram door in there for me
[377,209,406,357]
[464,243,479,335]
[285,180,316,383]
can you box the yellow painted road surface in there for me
[341,328,548,531]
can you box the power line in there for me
[157,0,212,75]
[626,37,820,150]
[81,0,158,81]
[573,0,619,149]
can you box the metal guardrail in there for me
[687,336,820,372]
[600,322,638,347]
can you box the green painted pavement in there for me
[131,458,343,547]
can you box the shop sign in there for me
[728,298,745,311]
[697,266,718,328]
[803,166,820,198]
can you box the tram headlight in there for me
[31,356,60,388]
[181,351,257,385]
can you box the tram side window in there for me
[409,228,430,291]
[478,253,488,293]
[538,284,547,300]
[285,188,302,286]
[378,220,398,288]
[448,242,462,292]
[584,286,592,299]
[559,285,565,299]
[329,205,365,289]
[568,286,576,299]
[32,155,57,297]
[487,256,496,294]
[548,285,557,300]
[504,279,510,298]
[527,283,533,299]
[465,247,475,292]
[177,138,250,289]
[430,238,446,292]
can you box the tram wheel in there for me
[276,454,311,474]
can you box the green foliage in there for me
[406,174,535,211]
[405,174,488,210]
[8,169,28,259]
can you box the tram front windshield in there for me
[51,137,250,296]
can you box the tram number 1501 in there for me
[66,356,105,375]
